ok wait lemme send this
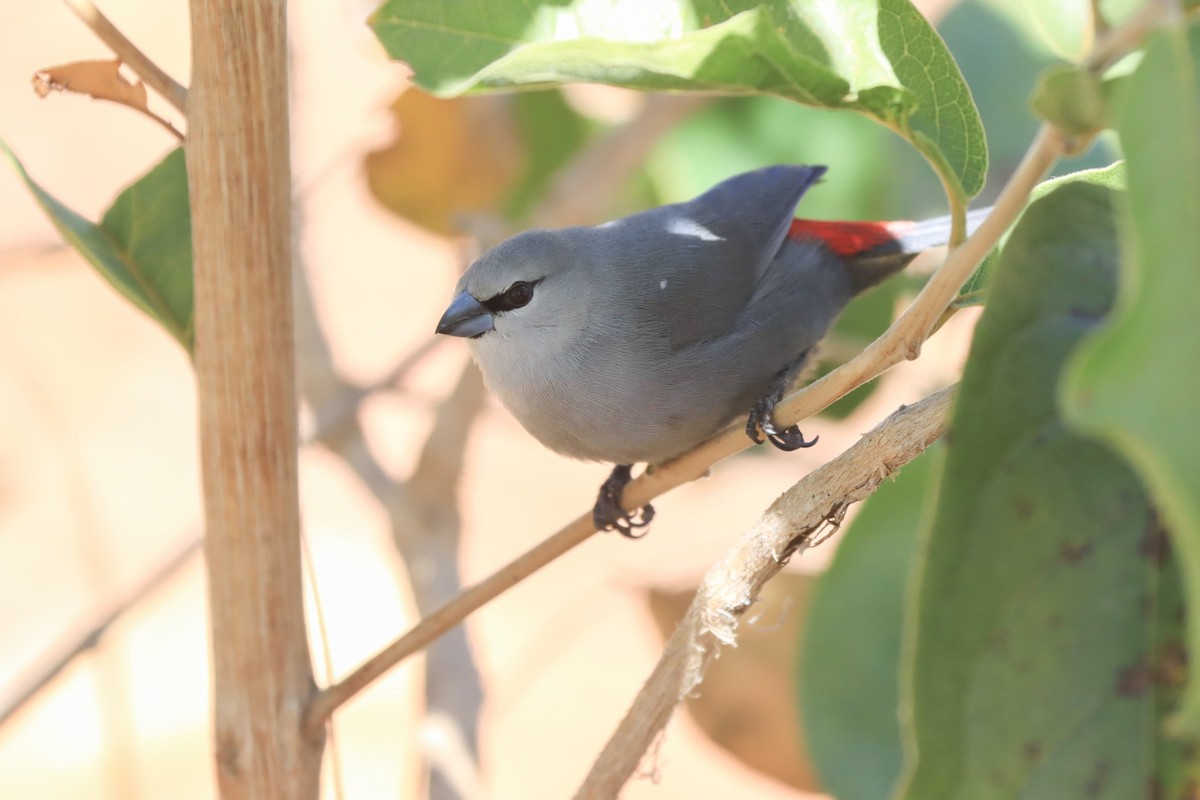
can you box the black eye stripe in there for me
[484,279,539,313]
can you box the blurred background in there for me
[0,0,1115,797]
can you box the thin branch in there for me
[1090,0,1111,36]
[292,235,490,800]
[304,337,443,448]
[292,213,487,800]
[400,361,486,800]
[575,386,956,798]
[142,107,186,140]
[305,512,595,732]
[1086,0,1173,72]
[0,241,70,272]
[60,0,188,115]
[0,535,202,729]
[299,534,347,800]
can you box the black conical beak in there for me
[436,291,495,338]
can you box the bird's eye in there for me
[505,281,534,307]
[487,280,536,312]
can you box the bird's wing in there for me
[615,165,827,350]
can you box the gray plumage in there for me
[436,165,984,533]
[443,165,864,465]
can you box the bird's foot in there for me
[593,464,655,538]
[747,387,819,452]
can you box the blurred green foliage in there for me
[799,448,938,800]
[1063,21,1200,734]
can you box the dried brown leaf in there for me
[365,90,522,236]
[32,58,148,113]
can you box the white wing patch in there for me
[665,216,724,241]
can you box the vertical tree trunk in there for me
[187,1,324,797]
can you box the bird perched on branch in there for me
[437,165,982,536]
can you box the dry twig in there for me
[575,386,955,798]
[0,536,201,729]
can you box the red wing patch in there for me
[787,218,916,257]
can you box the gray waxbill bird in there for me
[436,165,985,536]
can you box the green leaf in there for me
[1062,24,1200,733]
[873,0,987,201]
[370,0,987,202]
[1018,0,1092,61]
[900,181,1192,798]
[956,161,1126,301]
[800,448,937,800]
[2,143,193,351]
[953,247,999,303]
[504,89,592,220]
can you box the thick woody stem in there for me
[188,1,322,796]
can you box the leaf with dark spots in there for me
[1059,539,1096,563]
[1061,23,1200,735]
[1142,521,1171,565]
[1116,661,1153,697]
[1156,642,1189,690]
[1083,758,1113,797]
[901,180,1191,798]
[799,450,939,800]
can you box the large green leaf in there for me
[974,0,1140,62]
[956,161,1126,300]
[370,0,987,203]
[799,448,936,800]
[1062,23,1200,733]
[1012,0,1093,61]
[2,144,193,352]
[899,181,1192,798]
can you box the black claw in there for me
[610,504,655,538]
[748,396,817,452]
[746,352,820,452]
[593,464,655,538]
[745,414,766,445]
[763,423,819,451]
